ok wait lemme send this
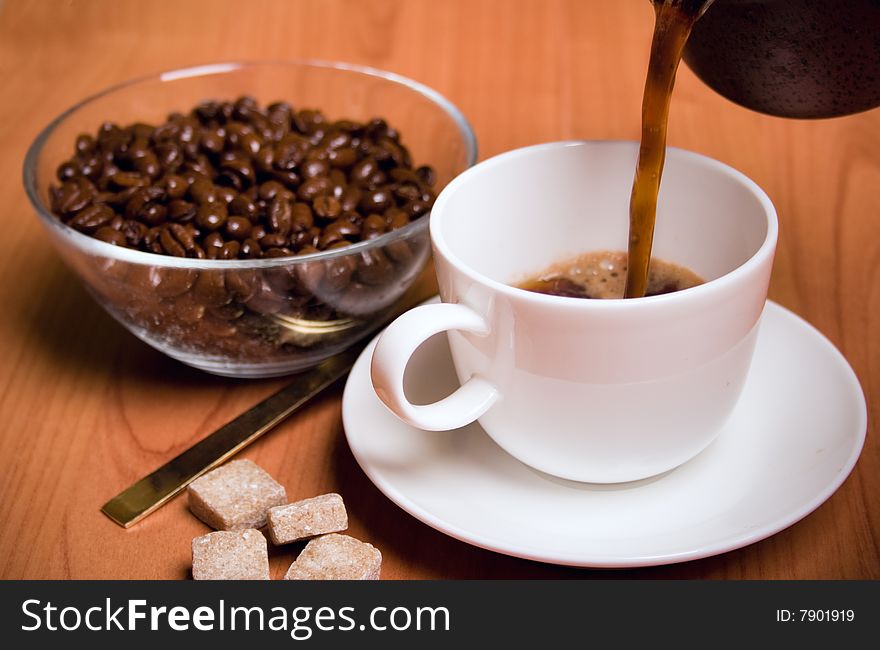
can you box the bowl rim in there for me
[22,59,478,269]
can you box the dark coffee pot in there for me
[683,0,880,118]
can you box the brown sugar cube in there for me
[267,493,348,545]
[187,459,286,530]
[284,534,382,580]
[191,529,270,580]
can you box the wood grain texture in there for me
[0,0,877,579]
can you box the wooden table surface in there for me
[0,0,877,580]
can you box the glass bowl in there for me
[23,61,476,378]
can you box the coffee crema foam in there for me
[516,250,703,299]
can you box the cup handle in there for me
[370,302,500,431]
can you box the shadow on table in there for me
[9,253,238,390]
[327,419,748,579]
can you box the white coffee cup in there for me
[371,141,777,483]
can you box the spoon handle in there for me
[101,344,363,528]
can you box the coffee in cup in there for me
[516,250,703,299]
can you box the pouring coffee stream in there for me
[625,0,715,298]
[627,0,880,297]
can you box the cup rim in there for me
[429,139,778,307]
[22,59,478,270]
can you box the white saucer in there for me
[342,298,867,567]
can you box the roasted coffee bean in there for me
[122,219,148,246]
[225,269,260,302]
[162,174,188,199]
[57,161,79,182]
[294,109,325,134]
[415,165,435,186]
[324,131,351,150]
[97,122,129,152]
[225,216,252,241]
[240,132,262,156]
[313,195,341,220]
[356,249,395,286]
[385,239,415,264]
[78,155,104,182]
[317,217,361,249]
[321,246,357,292]
[203,232,225,259]
[290,202,314,231]
[159,225,187,257]
[364,170,388,188]
[403,199,431,218]
[94,226,127,246]
[167,199,197,223]
[259,233,289,249]
[144,227,163,254]
[215,186,237,204]
[216,170,242,191]
[394,182,422,202]
[219,241,241,260]
[274,133,310,169]
[200,127,225,154]
[240,238,262,259]
[54,179,92,215]
[154,142,183,170]
[295,254,324,289]
[243,285,285,316]
[220,154,255,188]
[193,270,230,307]
[134,151,161,178]
[229,194,258,219]
[69,203,115,232]
[168,223,199,255]
[264,247,294,257]
[111,171,149,189]
[189,177,216,204]
[379,137,409,167]
[339,186,362,212]
[297,176,331,201]
[148,267,197,297]
[362,214,388,239]
[197,202,227,231]
[365,117,389,137]
[258,180,285,201]
[350,157,378,185]
[123,186,162,220]
[139,202,168,227]
[253,145,275,172]
[328,146,357,169]
[292,226,321,250]
[385,207,410,230]
[389,167,419,184]
[194,100,223,124]
[270,169,301,188]
[267,196,292,235]
[359,188,392,213]
[130,123,154,141]
[75,134,96,155]
[232,96,258,121]
[328,169,346,196]
[105,186,139,207]
[264,261,300,292]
